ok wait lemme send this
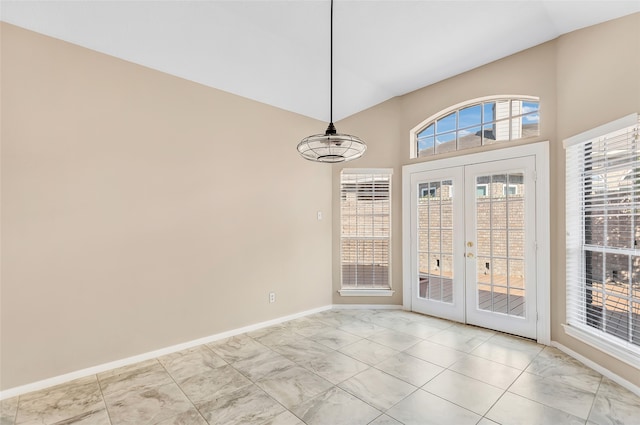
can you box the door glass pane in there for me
[418,179,454,303]
[475,172,526,317]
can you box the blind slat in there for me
[340,171,392,289]
[566,116,640,355]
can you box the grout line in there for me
[96,374,114,425]
[584,375,603,424]
[156,356,212,425]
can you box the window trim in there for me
[409,95,540,158]
[339,168,393,296]
[563,113,640,367]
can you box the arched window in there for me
[410,95,540,158]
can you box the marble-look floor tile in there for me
[597,377,639,405]
[104,382,192,425]
[477,418,500,425]
[98,360,172,396]
[314,311,364,328]
[374,352,443,387]
[16,376,106,425]
[338,339,398,366]
[367,312,415,330]
[284,318,335,338]
[488,332,541,350]
[509,371,596,420]
[386,389,480,425]
[589,391,640,425]
[297,351,370,384]
[422,369,504,415]
[245,324,288,339]
[337,319,387,338]
[66,410,113,425]
[153,408,208,425]
[159,346,226,381]
[395,321,444,339]
[231,349,295,381]
[339,368,416,411]
[207,334,272,363]
[368,415,403,425]
[404,340,468,368]
[263,410,304,425]
[449,355,522,389]
[470,336,541,370]
[486,391,585,425]
[525,346,601,393]
[97,359,158,381]
[271,340,334,364]
[427,329,488,353]
[175,364,252,405]
[366,330,421,351]
[1,397,18,425]
[408,313,455,330]
[309,328,362,350]
[256,366,333,410]
[46,408,111,425]
[250,327,306,348]
[197,384,285,425]
[448,323,496,340]
[292,387,381,425]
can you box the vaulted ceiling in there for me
[2,1,639,122]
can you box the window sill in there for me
[338,289,395,297]
[562,324,640,368]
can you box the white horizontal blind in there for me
[565,115,640,357]
[341,169,392,290]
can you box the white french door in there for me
[407,155,538,339]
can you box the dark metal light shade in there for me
[297,123,367,163]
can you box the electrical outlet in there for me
[269,292,276,303]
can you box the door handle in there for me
[466,252,475,258]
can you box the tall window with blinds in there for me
[565,114,640,362]
[340,169,392,291]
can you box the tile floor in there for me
[1,309,639,425]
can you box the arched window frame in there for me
[409,95,540,159]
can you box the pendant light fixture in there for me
[297,0,366,163]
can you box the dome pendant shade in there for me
[297,123,367,163]
[297,0,367,163]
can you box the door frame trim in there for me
[402,141,550,345]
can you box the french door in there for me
[408,155,537,339]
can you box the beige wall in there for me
[2,12,639,393]
[333,13,639,386]
[554,13,640,384]
[1,23,333,391]
[332,98,404,305]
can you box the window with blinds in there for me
[340,169,392,291]
[565,114,640,362]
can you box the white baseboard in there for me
[551,341,640,397]
[0,304,332,400]
[331,304,403,310]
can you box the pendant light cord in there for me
[330,0,333,126]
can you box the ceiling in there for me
[2,1,640,122]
